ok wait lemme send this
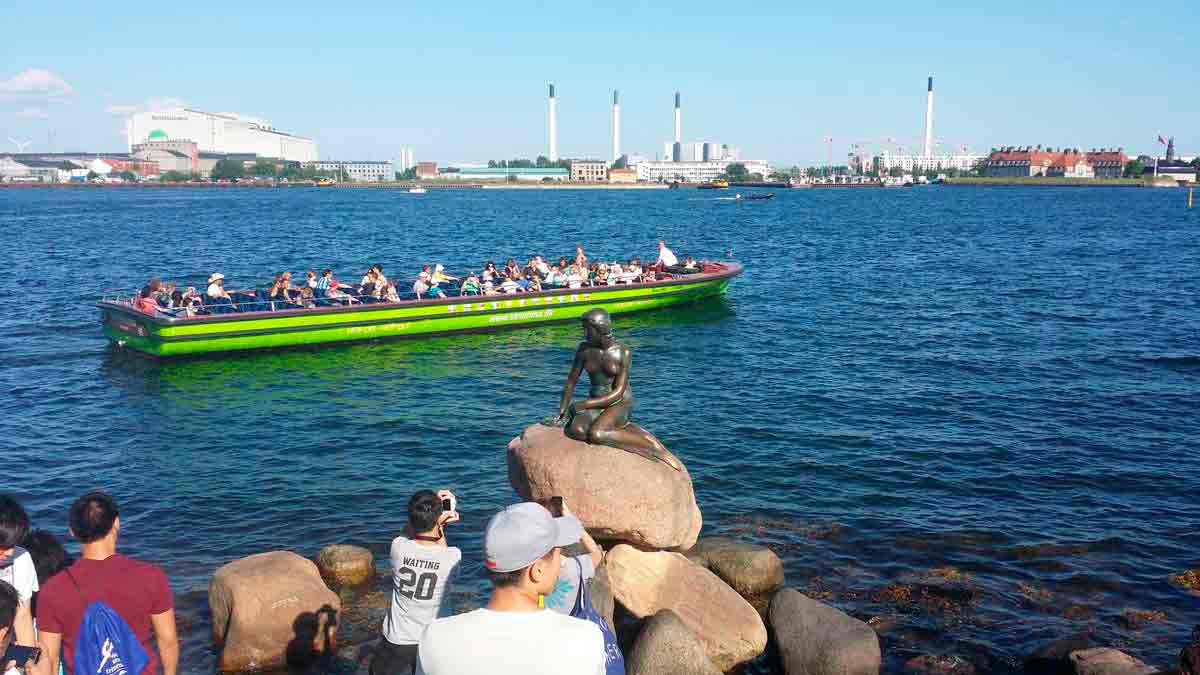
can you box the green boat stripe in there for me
[149,285,711,342]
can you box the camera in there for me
[548,496,564,518]
[2,644,41,666]
[441,494,456,513]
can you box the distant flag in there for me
[1157,134,1167,145]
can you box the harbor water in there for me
[1,186,1198,672]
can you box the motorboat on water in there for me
[698,179,730,190]
[745,193,774,200]
[408,187,427,194]
[100,261,744,358]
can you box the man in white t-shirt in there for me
[0,496,37,675]
[656,240,678,269]
[416,503,604,675]
[374,490,461,675]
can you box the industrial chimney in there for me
[548,84,558,162]
[612,90,620,162]
[673,91,681,144]
[923,76,934,158]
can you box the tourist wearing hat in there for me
[415,503,605,675]
[205,273,231,301]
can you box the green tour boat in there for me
[99,262,742,358]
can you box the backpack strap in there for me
[571,557,585,615]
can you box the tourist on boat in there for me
[544,265,562,287]
[482,280,497,295]
[526,274,543,293]
[317,269,358,304]
[360,266,380,297]
[564,264,584,290]
[681,255,697,270]
[298,286,316,308]
[498,277,522,294]
[534,256,550,276]
[431,264,457,286]
[656,240,678,270]
[460,273,481,296]
[305,269,318,289]
[482,261,499,283]
[206,273,233,302]
[556,256,568,270]
[626,259,643,279]
[594,265,608,287]
[154,280,174,308]
[503,259,521,279]
[268,274,289,305]
[574,246,587,270]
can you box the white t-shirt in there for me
[658,247,678,267]
[382,537,462,646]
[1,548,38,675]
[543,555,595,616]
[206,282,223,298]
[417,608,604,675]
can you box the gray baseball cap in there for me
[484,502,583,573]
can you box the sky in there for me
[1,1,1197,165]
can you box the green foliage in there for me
[86,170,98,180]
[1192,157,1200,169]
[1123,159,1145,178]
[58,161,76,170]
[210,159,245,180]
[118,171,137,182]
[724,163,750,181]
[612,156,628,169]
[397,167,417,180]
[160,171,191,183]
[488,157,572,171]
[250,160,277,177]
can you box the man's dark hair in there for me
[21,529,72,585]
[1182,625,1200,675]
[407,490,441,534]
[68,491,119,543]
[486,548,556,589]
[0,495,30,550]
[0,581,18,632]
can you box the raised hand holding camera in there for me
[437,489,460,525]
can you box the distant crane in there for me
[8,137,32,153]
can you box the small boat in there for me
[408,187,427,194]
[698,179,730,190]
[745,193,774,200]
[99,262,743,358]
[314,178,335,187]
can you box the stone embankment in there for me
[205,424,1189,673]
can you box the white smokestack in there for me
[612,90,620,162]
[673,91,681,143]
[923,76,934,158]
[548,83,558,162]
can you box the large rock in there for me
[210,551,342,672]
[769,587,880,675]
[684,536,785,600]
[316,544,375,588]
[1068,649,1155,675]
[1025,633,1093,675]
[588,564,616,632]
[606,544,767,671]
[508,423,702,550]
[627,610,723,675]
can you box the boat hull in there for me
[99,266,739,358]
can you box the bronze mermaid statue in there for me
[555,308,683,471]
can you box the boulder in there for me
[905,654,976,675]
[316,544,375,588]
[210,551,341,672]
[605,544,767,671]
[684,536,785,599]
[627,610,723,675]
[769,587,880,675]
[507,423,702,550]
[1068,649,1155,675]
[1026,633,1093,675]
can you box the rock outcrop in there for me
[769,587,880,675]
[508,423,702,550]
[605,544,767,671]
[626,609,723,675]
[210,551,341,672]
[316,544,375,588]
[684,536,785,600]
[1068,648,1156,675]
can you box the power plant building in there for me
[127,108,318,163]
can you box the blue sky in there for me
[2,1,1196,165]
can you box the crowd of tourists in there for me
[132,241,700,317]
[0,489,618,675]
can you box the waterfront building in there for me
[437,166,567,182]
[395,147,416,174]
[1044,150,1094,178]
[132,137,199,175]
[702,142,722,162]
[570,160,608,182]
[305,160,393,182]
[635,159,771,183]
[875,150,984,173]
[416,162,439,179]
[127,108,318,163]
[620,154,649,168]
[608,167,637,183]
[198,152,258,177]
[1084,149,1128,179]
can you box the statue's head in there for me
[581,308,613,345]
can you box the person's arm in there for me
[151,609,179,675]
[556,348,586,421]
[38,631,62,675]
[14,599,35,651]
[562,500,603,569]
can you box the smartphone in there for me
[549,496,564,518]
[441,494,456,513]
[2,644,42,666]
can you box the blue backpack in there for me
[571,558,625,675]
[66,570,149,675]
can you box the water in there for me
[2,186,1198,672]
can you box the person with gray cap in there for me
[415,503,605,675]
